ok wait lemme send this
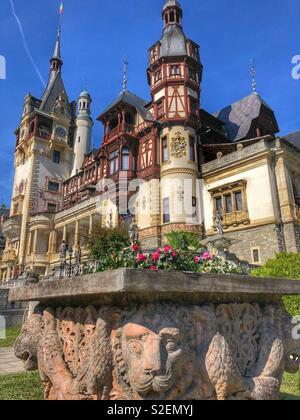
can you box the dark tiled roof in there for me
[160,25,187,58]
[40,71,66,113]
[98,90,153,121]
[284,131,300,150]
[214,93,274,142]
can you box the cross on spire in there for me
[251,59,257,93]
[123,57,128,92]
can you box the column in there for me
[63,225,67,242]
[89,214,93,236]
[48,232,53,255]
[51,230,58,254]
[74,220,79,249]
[33,229,38,254]
[27,231,32,256]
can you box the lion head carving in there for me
[112,303,199,400]
[14,308,44,371]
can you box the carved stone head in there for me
[113,304,197,400]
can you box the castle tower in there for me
[147,0,203,239]
[72,91,94,176]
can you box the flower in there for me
[194,256,201,264]
[137,254,147,263]
[131,244,139,253]
[163,245,172,253]
[152,252,160,262]
[202,251,212,261]
[171,251,177,258]
[150,266,158,271]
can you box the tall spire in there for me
[251,59,257,94]
[123,57,128,92]
[50,3,63,72]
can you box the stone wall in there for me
[283,222,300,253]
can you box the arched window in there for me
[121,147,129,171]
[170,11,175,23]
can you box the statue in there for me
[75,246,82,265]
[214,210,224,235]
[60,240,67,264]
[129,221,138,245]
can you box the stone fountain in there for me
[10,268,300,401]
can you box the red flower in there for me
[194,256,201,264]
[150,266,158,271]
[163,245,172,253]
[172,251,177,258]
[131,244,139,253]
[152,252,160,262]
[137,253,147,263]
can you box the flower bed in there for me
[93,244,243,275]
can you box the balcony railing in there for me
[105,124,135,142]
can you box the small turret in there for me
[71,90,94,176]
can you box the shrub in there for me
[166,231,203,252]
[252,253,300,317]
[87,226,130,262]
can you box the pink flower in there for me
[137,254,147,263]
[152,252,160,262]
[150,266,158,271]
[163,245,172,253]
[194,256,201,264]
[131,244,139,253]
[202,252,212,261]
[172,251,177,258]
[156,248,162,254]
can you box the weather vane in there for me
[123,57,128,92]
[251,59,257,93]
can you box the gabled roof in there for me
[98,90,154,122]
[284,131,300,151]
[214,92,276,142]
[39,71,67,113]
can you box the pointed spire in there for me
[50,3,63,71]
[123,57,128,92]
[251,59,257,94]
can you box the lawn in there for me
[0,327,21,348]
[0,372,298,400]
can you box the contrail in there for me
[9,0,46,88]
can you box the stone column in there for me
[48,232,53,255]
[27,231,32,256]
[74,220,79,250]
[63,225,67,242]
[88,214,93,236]
[32,230,38,254]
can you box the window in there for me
[154,70,162,84]
[47,203,57,213]
[188,67,197,82]
[225,194,233,214]
[109,151,119,175]
[162,137,168,163]
[235,191,243,211]
[189,137,196,162]
[190,98,198,116]
[157,100,163,117]
[48,181,60,193]
[171,65,181,76]
[252,248,260,264]
[170,11,175,23]
[215,197,223,213]
[192,196,197,218]
[210,181,249,229]
[53,150,61,164]
[163,197,170,224]
[121,147,129,171]
[78,136,81,143]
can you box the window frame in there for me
[163,197,170,224]
[48,181,60,193]
[162,137,168,163]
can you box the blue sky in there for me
[0,0,299,206]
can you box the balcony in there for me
[1,248,17,264]
[213,210,250,230]
[104,123,135,142]
[2,216,21,239]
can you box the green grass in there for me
[280,373,300,400]
[0,372,44,400]
[0,327,21,348]
[0,371,298,400]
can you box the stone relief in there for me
[170,132,187,159]
[15,303,300,401]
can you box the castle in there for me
[1,0,300,282]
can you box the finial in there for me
[123,57,128,92]
[251,59,257,93]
